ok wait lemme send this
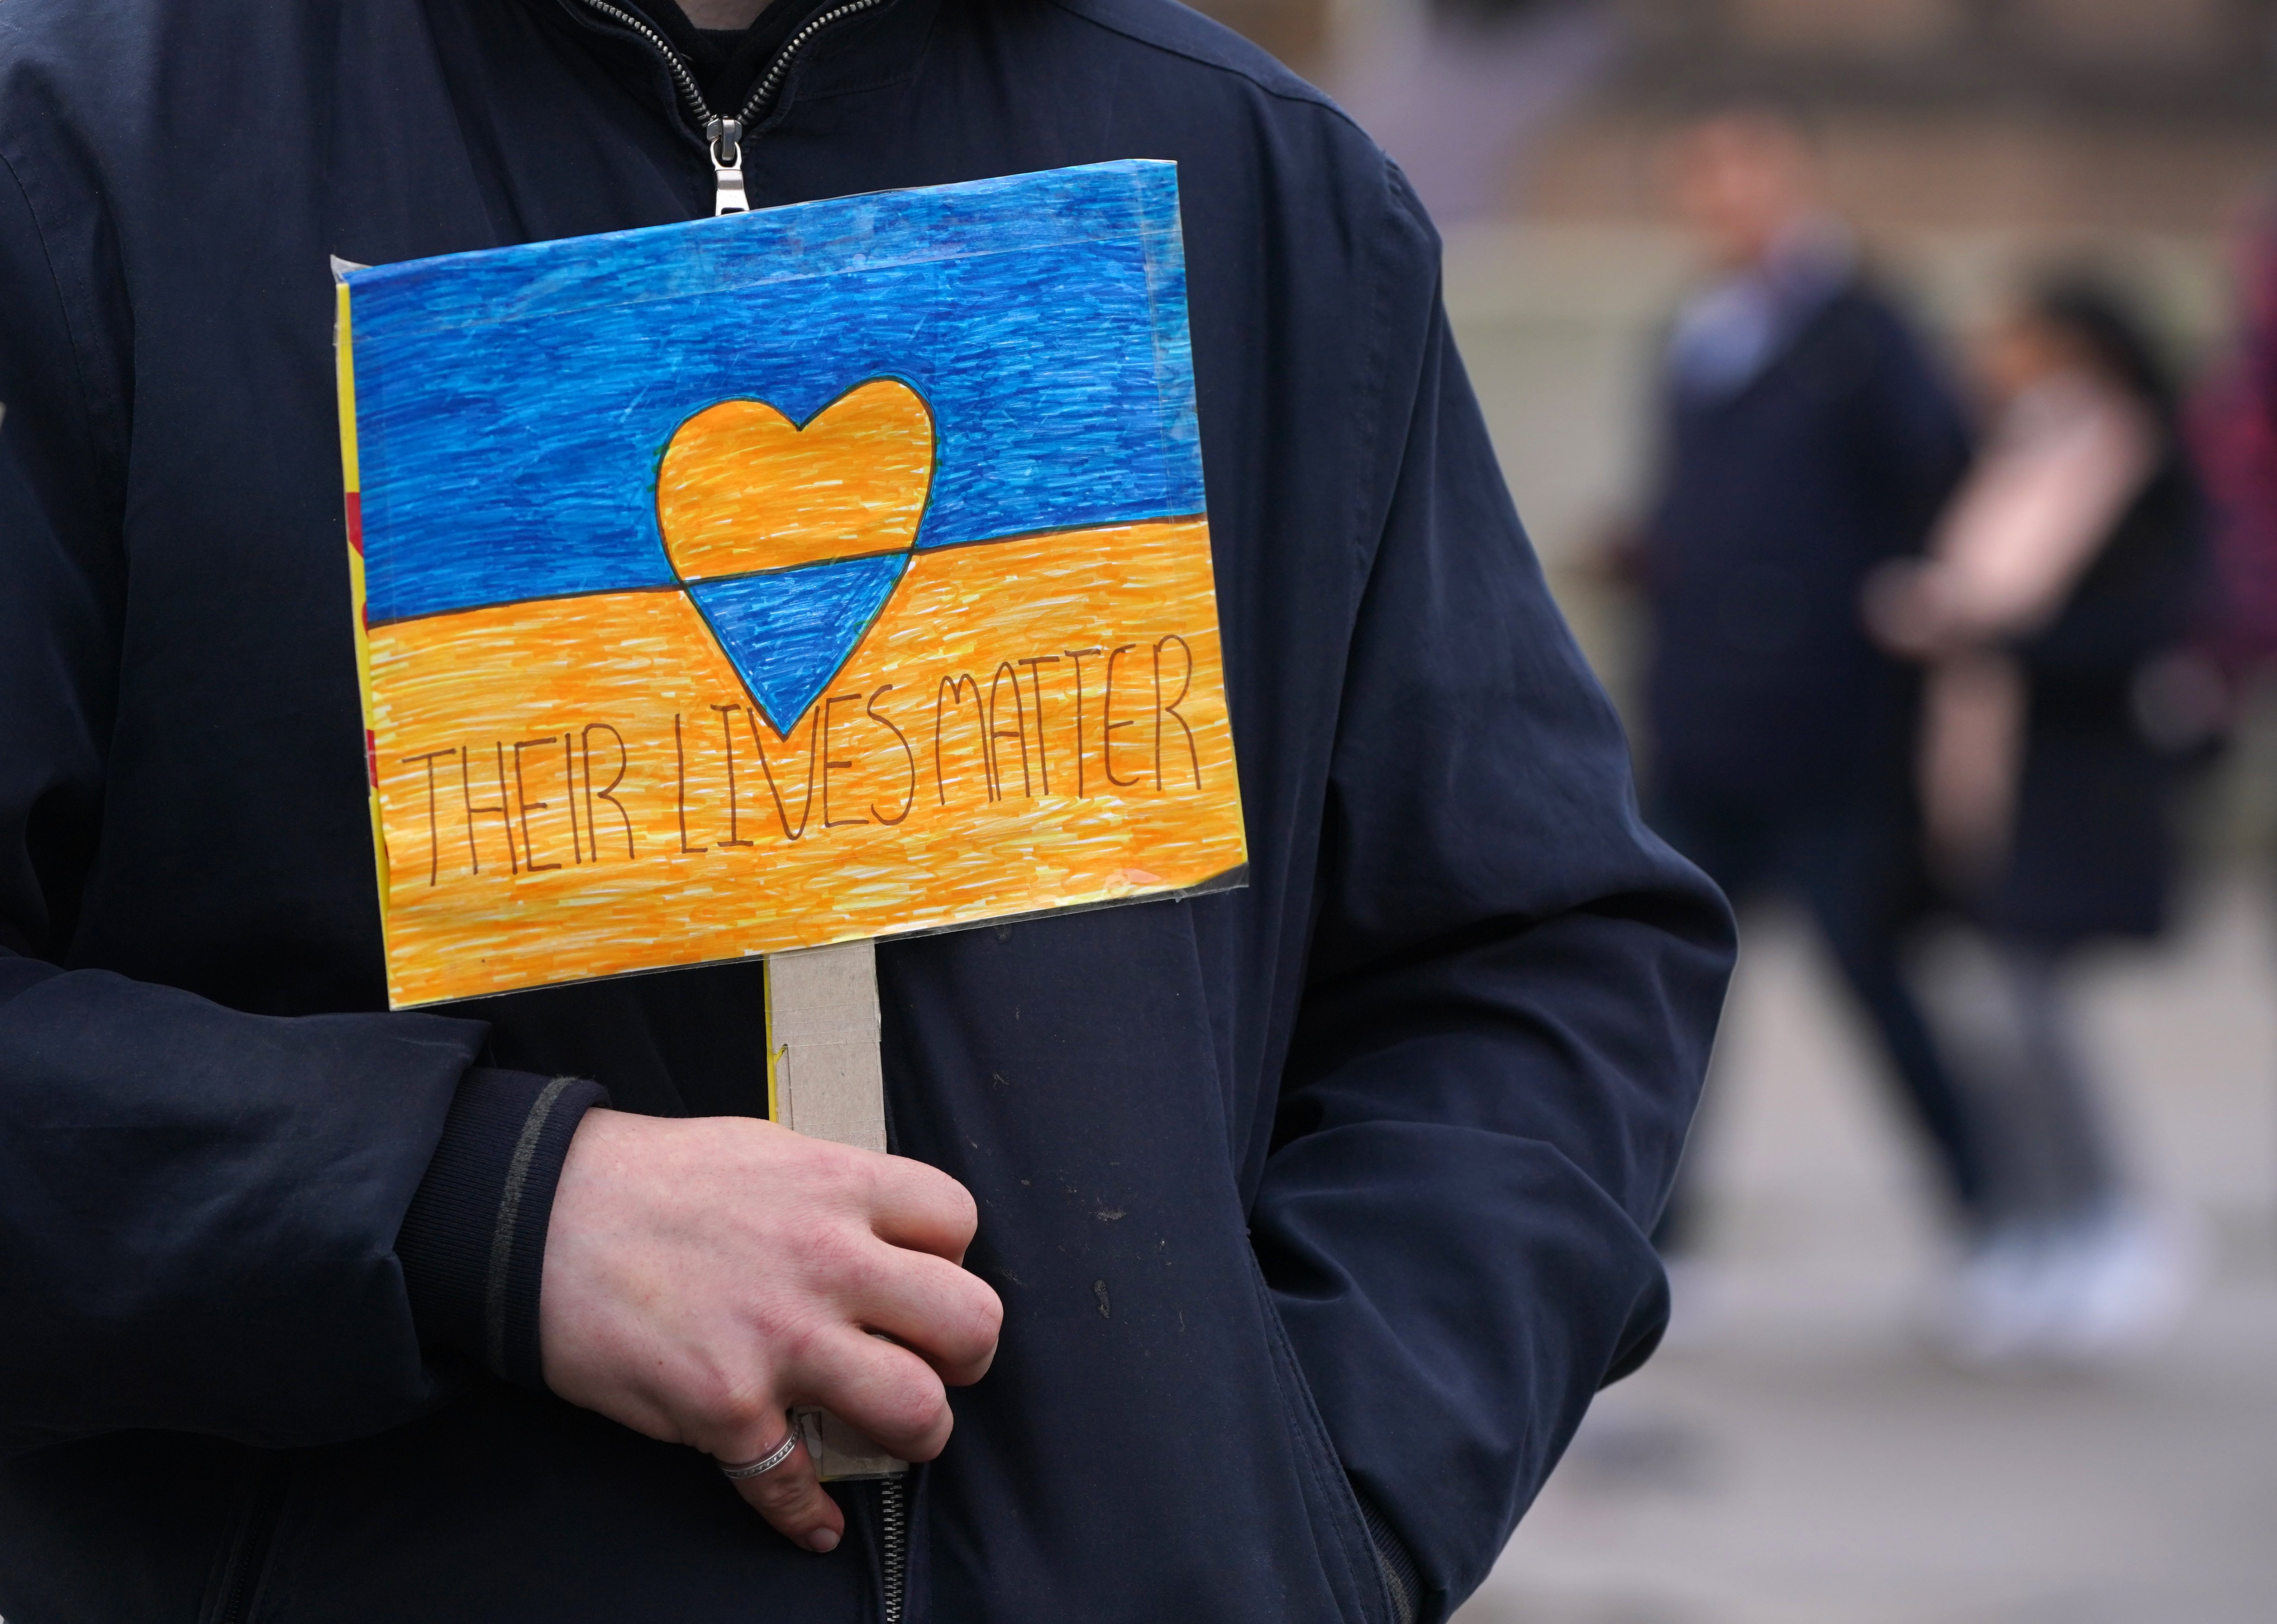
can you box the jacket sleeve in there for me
[1248,176,1735,1622]
[0,138,600,1453]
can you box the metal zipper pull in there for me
[707,118,748,215]
[570,0,893,217]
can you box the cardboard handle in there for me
[766,939,907,1481]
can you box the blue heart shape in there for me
[687,553,910,736]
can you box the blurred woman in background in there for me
[1866,276,2208,1364]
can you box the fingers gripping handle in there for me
[766,939,907,1481]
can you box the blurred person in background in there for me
[1866,276,2208,1363]
[1637,109,1993,1300]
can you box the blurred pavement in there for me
[1457,876,2277,1624]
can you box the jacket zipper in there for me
[879,1472,908,1624]
[568,0,894,214]
[212,1452,291,1624]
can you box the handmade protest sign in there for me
[337,161,1245,1013]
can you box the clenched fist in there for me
[538,1110,1002,1551]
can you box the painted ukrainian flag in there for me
[337,162,1244,1010]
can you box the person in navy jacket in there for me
[1639,110,1987,1251]
[0,3,1731,1620]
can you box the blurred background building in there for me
[1184,1,2277,1619]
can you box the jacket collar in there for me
[534,0,932,144]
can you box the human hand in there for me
[538,1109,1001,1551]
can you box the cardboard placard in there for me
[337,162,1245,1010]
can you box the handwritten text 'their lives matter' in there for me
[388,637,1210,886]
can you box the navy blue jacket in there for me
[1645,282,1972,814]
[0,2,1731,1620]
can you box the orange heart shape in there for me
[657,377,935,581]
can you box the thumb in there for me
[718,1430,844,1553]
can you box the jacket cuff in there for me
[397,1067,608,1391]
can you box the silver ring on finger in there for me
[717,1428,801,1481]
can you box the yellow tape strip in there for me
[335,281,391,922]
